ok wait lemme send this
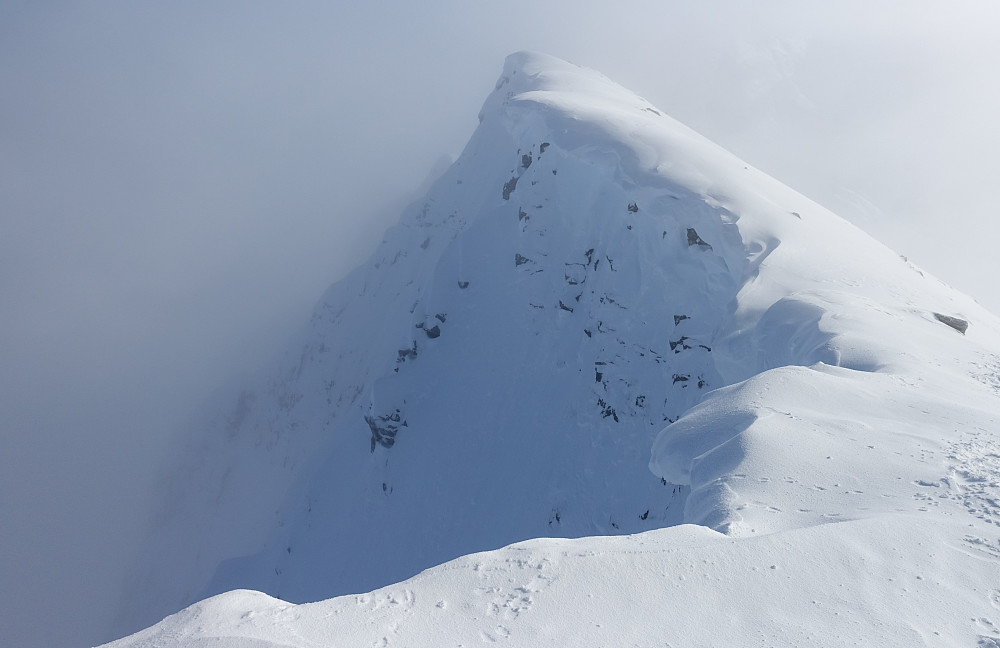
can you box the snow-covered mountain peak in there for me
[482,51,810,224]
[480,51,637,117]
[112,54,1000,647]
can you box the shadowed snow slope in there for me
[110,53,1000,647]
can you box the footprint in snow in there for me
[989,590,1000,610]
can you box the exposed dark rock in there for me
[502,176,518,200]
[639,509,649,520]
[424,324,441,339]
[672,374,690,384]
[686,227,712,248]
[597,398,618,422]
[674,314,689,326]
[435,313,447,323]
[521,154,532,169]
[627,202,639,213]
[458,281,469,289]
[595,370,603,382]
[933,312,969,334]
[366,409,405,451]
[420,237,430,250]
[669,336,691,352]
[515,253,532,266]
[584,329,592,338]
[518,207,528,222]
[599,294,625,308]
[397,342,418,362]
[539,142,550,153]
[559,300,574,312]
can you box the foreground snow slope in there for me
[106,516,1000,647]
[112,53,1000,646]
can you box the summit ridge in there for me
[113,53,1000,647]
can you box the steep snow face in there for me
[118,52,1000,641]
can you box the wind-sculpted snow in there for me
[108,517,1000,647]
[113,53,1000,646]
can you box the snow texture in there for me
[109,52,1000,647]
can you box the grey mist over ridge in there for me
[2,3,1000,647]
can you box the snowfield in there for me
[107,53,1000,647]
[107,518,1000,647]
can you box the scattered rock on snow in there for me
[503,176,519,200]
[933,312,969,334]
[686,228,711,249]
[365,409,407,451]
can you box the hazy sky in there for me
[2,2,999,646]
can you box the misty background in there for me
[2,2,998,647]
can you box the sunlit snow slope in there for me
[113,52,1000,647]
